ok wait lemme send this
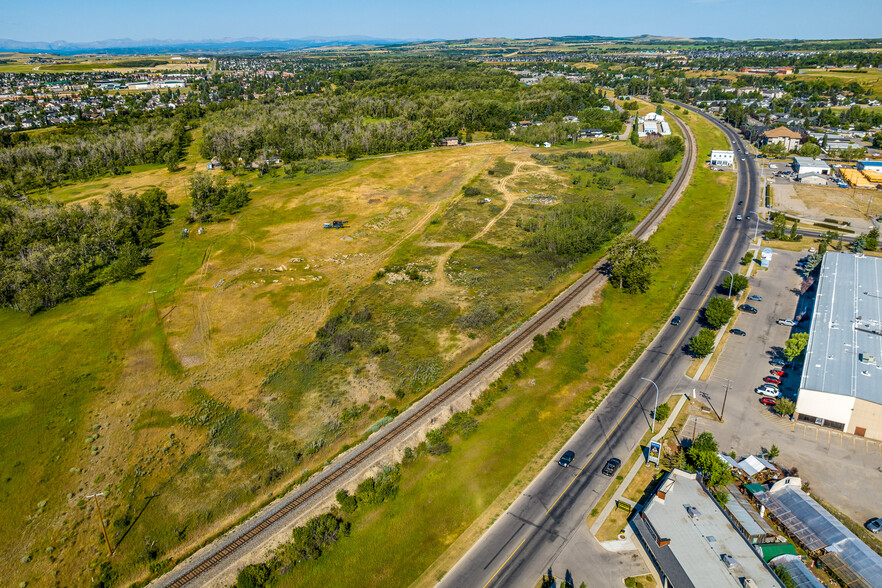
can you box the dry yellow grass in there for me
[791,184,882,219]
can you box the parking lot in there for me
[694,246,882,525]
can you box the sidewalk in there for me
[589,394,689,536]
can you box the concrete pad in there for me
[551,524,648,588]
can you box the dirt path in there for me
[432,160,527,284]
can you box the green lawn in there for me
[271,109,735,588]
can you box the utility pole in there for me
[148,290,160,324]
[720,379,730,422]
[868,197,873,216]
[86,492,112,557]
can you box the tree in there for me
[783,333,809,362]
[798,142,822,157]
[654,403,671,422]
[704,297,735,329]
[655,104,663,115]
[721,274,749,296]
[866,228,879,251]
[789,220,800,241]
[741,251,754,265]
[629,126,639,146]
[774,398,796,417]
[804,252,824,273]
[689,328,716,357]
[687,432,731,488]
[767,213,787,240]
[768,444,780,459]
[607,234,660,294]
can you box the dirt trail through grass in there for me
[432,159,533,285]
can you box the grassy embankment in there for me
[271,107,734,588]
[3,131,682,586]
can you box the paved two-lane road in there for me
[437,104,761,588]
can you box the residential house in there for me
[441,137,461,147]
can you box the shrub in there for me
[654,403,671,422]
[236,563,272,588]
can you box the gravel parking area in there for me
[695,247,882,525]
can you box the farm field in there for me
[2,120,683,586]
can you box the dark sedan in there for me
[739,304,758,314]
[558,450,575,468]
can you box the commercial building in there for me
[795,252,882,440]
[710,150,735,166]
[631,469,783,588]
[792,157,830,176]
[858,160,882,171]
[755,477,882,586]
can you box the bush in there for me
[236,563,272,588]
[774,398,796,417]
[741,251,754,265]
[532,333,548,353]
[654,403,671,422]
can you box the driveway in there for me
[696,247,882,525]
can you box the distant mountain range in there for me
[0,36,423,55]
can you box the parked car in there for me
[558,450,575,468]
[755,386,780,398]
[739,304,758,314]
[809,247,816,253]
[866,518,882,533]
[601,458,621,476]
[764,376,782,385]
[760,397,778,406]
[771,369,785,377]
[770,358,787,367]
[730,328,746,336]
[747,295,762,302]
[671,315,681,326]
[777,318,797,326]
[770,164,778,169]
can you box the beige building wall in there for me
[848,397,882,441]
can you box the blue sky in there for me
[2,0,880,43]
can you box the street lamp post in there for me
[641,377,660,433]
[722,269,734,298]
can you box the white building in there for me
[710,150,735,166]
[796,252,882,440]
[792,156,830,176]
[632,469,782,588]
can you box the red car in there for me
[763,376,782,385]
[770,369,785,377]
[760,397,777,406]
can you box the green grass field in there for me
[268,108,734,588]
[4,124,691,586]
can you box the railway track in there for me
[160,108,696,587]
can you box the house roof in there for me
[763,127,802,139]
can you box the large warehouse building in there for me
[795,252,882,440]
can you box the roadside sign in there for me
[648,441,662,467]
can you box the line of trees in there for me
[0,120,181,196]
[0,188,171,313]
